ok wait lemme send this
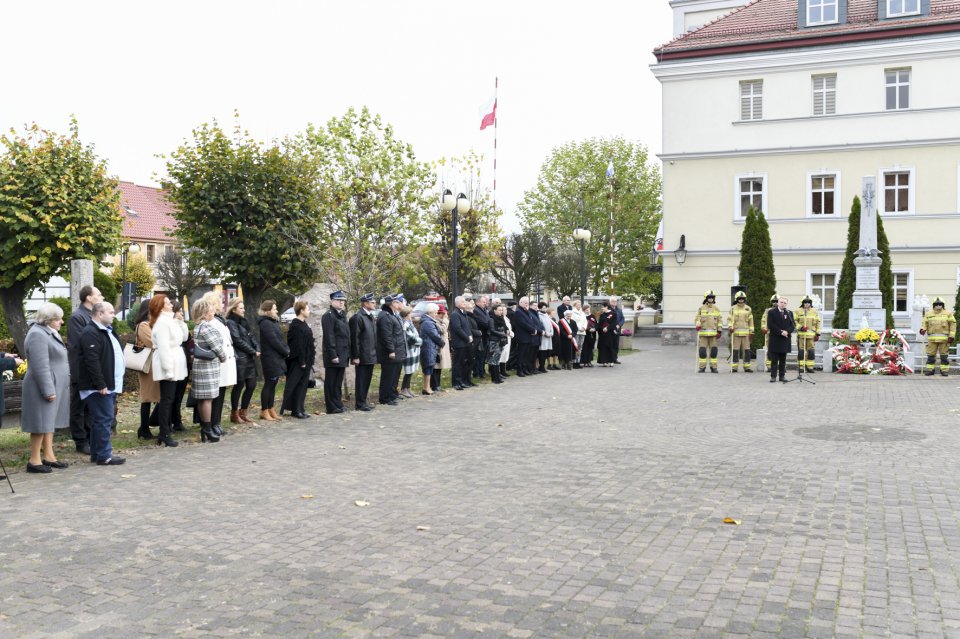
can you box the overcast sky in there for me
[3,1,674,231]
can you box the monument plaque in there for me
[852,293,882,309]
[856,268,879,290]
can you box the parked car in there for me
[280,307,297,324]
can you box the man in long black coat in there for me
[349,293,378,411]
[448,296,473,390]
[766,296,796,383]
[510,297,538,377]
[376,296,406,405]
[472,295,492,379]
[321,290,351,414]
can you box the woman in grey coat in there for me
[22,303,70,474]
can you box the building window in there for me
[740,80,763,121]
[885,68,910,110]
[146,243,156,263]
[892,271,911,313]
[735,174,766,218]
[882,170,911,214]
[808,0,838,24]
[164,244,174,258]
[812,74,836,115]
[809,173,839,216]
[886,0,920,17]
[810,273,838,312]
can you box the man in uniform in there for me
[321,290,351,414]
[694,290,723,373]
[920,297,956,376]
[376,295,406,405]
[727,291,754,372]
[760,293,778,372]
[795,296,821,373]
[349,293,377,411]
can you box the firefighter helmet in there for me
[770,293,779,304]
[703,289,716,303]
[933,296,946,307]
[735,291,747,302]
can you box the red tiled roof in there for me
[118,181,178,243]
[655,0,960,60]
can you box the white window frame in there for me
[892,269,914,317]
[807,0,839,25]
[740,80,763,121]
[879,166,916,216]
[885,68,911,111]
[733,172,768,220]
[807,270,841,321]
[145,243,156,263]
[812,73,837,116]
[806,170,842,218]
[886,0,920,17]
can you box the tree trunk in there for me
[0,283,29,355]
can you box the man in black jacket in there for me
[349,293,378,411]
[67,284,102,454]
[766,296,796,383]
[510,297,537,377]
[472,295,492,379]
[376,296,406,405]
[77,302,126,466]
[448,296,473,390]
[321,290,351,414]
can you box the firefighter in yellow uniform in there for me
[760,293,778,371]
[795,296,821,373]
[920,297,956,376]
[727,291,754,372]
[694,290,723,373]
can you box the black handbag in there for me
[193,343,217,361]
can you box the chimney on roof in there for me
[670,0,750,36]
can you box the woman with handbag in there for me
[399,306,422,398]
[134,302,160,440]
[151,295,189,447]
[190,297,228,442]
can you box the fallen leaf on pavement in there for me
[120,474,136,479]
[301,494,314,499]
[355,500,370,507]
[338,445,346,449]
[723,517,741,525]
[416,525,431,531]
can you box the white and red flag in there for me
[654,219,664,252]
[479,95,497,130]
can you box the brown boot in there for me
[230,410,242,424]
[238,409,254,424]
[260,409,276,422]
[269,408,283,421]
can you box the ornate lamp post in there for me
[573,228,592,301]
[120,242,141,314]
[441,189,470,301]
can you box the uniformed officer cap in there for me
[330,290,347,301]
[802,296,812,306]
[735,291,746,301]
[383,295,395,304]
[933,296,946,307]
[360,293,375,303]
[770,293,779,304]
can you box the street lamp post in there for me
[441,189,470,302]
[120,242,141,315]
[573,228,592,301]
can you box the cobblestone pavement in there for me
[3,339,960,638]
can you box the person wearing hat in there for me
[760,293,778,372]
[920,297,956,376]
[376,295,407,404]
[694,290,723,373]
[349,293,378,411]
[321,290,351,414]
[795,296,821,373]
[727,291,754,372]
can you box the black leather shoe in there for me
[454,385,465,390]
[327,408,344,415]
[157,438,180,447]
[357,404,372,412]
[42,459,69,469]
[27,462,52,474]
[293,412,309,419]
[76,442,91,455]
[384,399,399,406]
[137,428,153,440]
[769,378,776,383]
[96,457,126,466]
[172,423,186,432]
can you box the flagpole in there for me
[493,76,498,214]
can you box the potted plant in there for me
[619,328,634,350]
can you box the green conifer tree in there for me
[737,207,776,350]
[835,196,895,329]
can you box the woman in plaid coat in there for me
[191,297,227,443]
[399,307,422,398]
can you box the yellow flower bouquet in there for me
[854,328,880,344]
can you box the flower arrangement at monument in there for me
[828,329,911,375]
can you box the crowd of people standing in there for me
[1,286,628,476]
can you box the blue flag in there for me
[606,160,614,179]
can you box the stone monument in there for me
[70,259,94,311]
[849,176,887,333]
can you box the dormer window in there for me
[886,0,920,17]
[808,0,838,25]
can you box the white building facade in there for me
[653,0,960,342]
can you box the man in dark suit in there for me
[511,296,541,377]
[376,296,406,405]
[321,290,351,414]
[68,284,103,454]
[766,296,796,383]
[472,295,492,379]
[449,296,473,390]
[349,293,378,411]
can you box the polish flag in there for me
[479,96,497,130]
[654,219,664,252]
